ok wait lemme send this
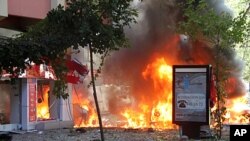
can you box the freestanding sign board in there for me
[173,65,211,125]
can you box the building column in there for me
[59,83,73,121]
[0,0,7,20]
[10,79,20,124]
[21,78,37,130]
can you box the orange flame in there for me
[119,58,175,129]
[224,95,250,124]
[73,55,250,128]
[73,57,176,129]
[37,85,50,120]
[121,105,149,128]
[72,89,98,128]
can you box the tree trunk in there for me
[215,44,222,139]
[89,45,105,141]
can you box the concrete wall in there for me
[60,83,73,121]
[21,78,36,130]
[7,0,65,19]
[10,80,21,124]
[0,0,7,20]
[8,0,51,19]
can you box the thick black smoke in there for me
[103,0,245,114]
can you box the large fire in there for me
[72,35,250,129]
[112,58,175,129]
[73,57,176,129]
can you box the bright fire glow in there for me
[224,95,250,124]
[37,85,50,120]
[158,64,172,80]
[73,57,176,129]
[121,106,148,128]
[73,91,98,128]
[123,58,175,129]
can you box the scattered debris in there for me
[26,130,37,133]
[75,127,87,133]
[9,128,229,141]
[123,128,140,132]
[37,131,43,135]
[147,128,154,133]
[90,139,101,141]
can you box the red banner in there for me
[29,81,37,122]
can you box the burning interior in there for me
[37,81,50,120]
[37,80,54,121]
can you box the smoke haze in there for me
[103,0,245,114]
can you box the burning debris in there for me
[73,85,98,128]
[69,0,250,130]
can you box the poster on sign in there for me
[172,65,211,125]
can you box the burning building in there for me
[0,0,249,133]
[0,63,76,131]
[0,0,76,131]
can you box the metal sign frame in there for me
[172,65,211,125]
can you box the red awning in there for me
[65,59,89,84]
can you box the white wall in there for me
[60,83,73,121]
[0,0,7,20]
[0,28,21,38]
[10,80,21,124]
[51,0,65,9]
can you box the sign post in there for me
[172,65,211,139]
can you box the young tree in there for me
[227,0,250,80]
[177,0,249,139]
[0,0,137,140]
